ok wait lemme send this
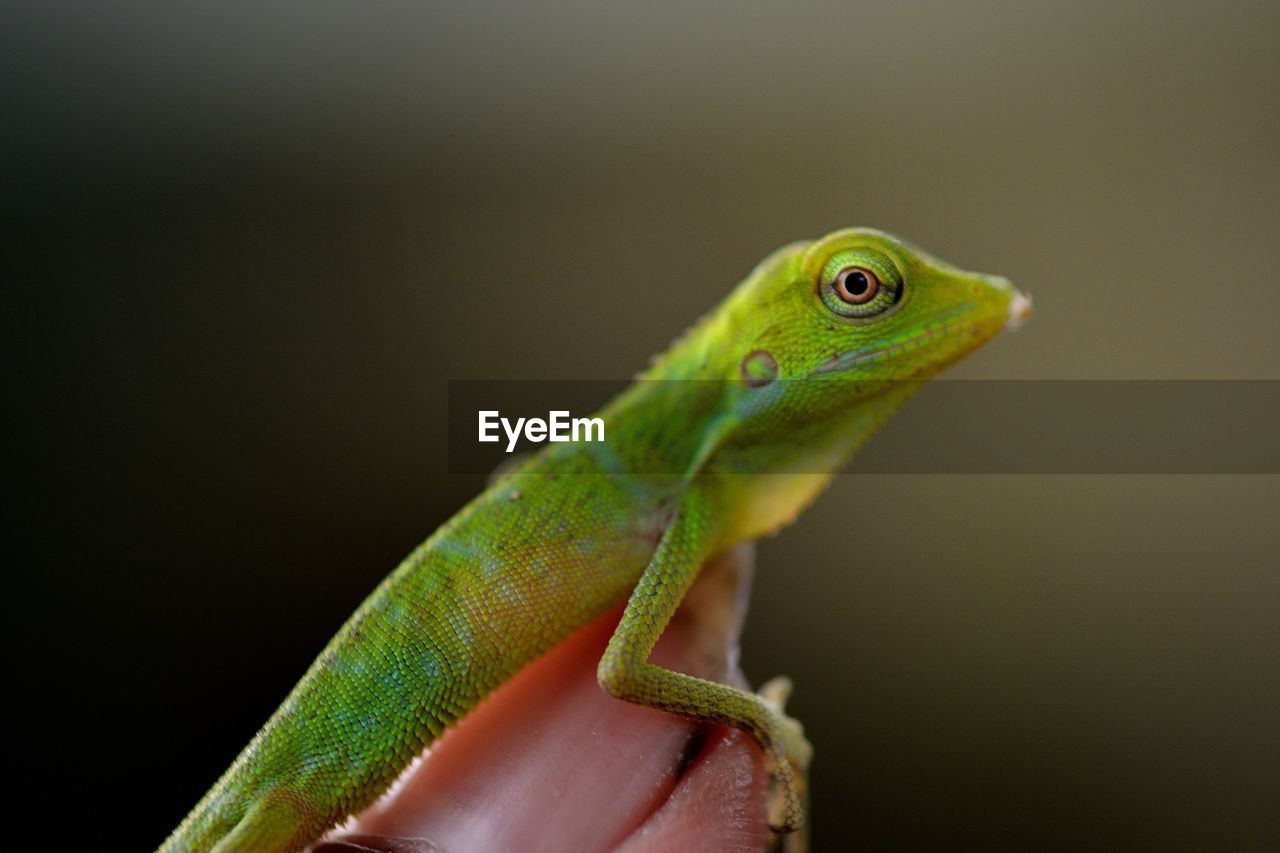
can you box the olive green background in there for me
[8,2,1278,849]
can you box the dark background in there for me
[7,2,1279,849]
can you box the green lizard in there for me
[163,227,1030,851]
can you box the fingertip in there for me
[616,727,770,853]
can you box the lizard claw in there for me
[759,675,813,770]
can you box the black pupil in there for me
[845,271,869,296]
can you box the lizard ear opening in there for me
[740,349,779,387]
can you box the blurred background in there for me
[7,1,1278,849]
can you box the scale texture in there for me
[162,228,1025,851]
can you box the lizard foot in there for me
[759,675,813,770]
[758,675,812,837]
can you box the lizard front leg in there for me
[596,495,811,833]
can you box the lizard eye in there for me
[819,249,903,320]
[833,267,879,304]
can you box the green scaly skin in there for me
[162,227,1028,851]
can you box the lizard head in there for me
[690,226,1030,485]
[661,227,1030,538]
[729,226,1029,390]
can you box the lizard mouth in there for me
[812,309,977,376]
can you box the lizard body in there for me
[162,227,1029,851]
